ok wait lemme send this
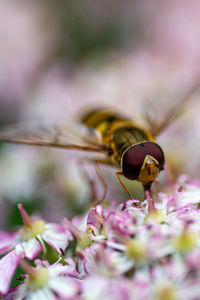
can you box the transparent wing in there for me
[142,79,200,137]
[0,121,108,153]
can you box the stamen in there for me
[145,191,156,213]
[64,218,81,238]
[17,204,33,228]
[19,259,38,279]
[20,259,49,290]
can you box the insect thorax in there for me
[107,125,152,165]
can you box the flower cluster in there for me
[1,177,200,299]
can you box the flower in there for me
[2,178,200,298]
[17,204,73,256]
[87,205,105,242]
[0,245,23,295]
[5,259,81,300]
[0,204,73,295]
[82,274,134,300]
[64,217,93,253]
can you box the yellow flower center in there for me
[156,283,177,300]
[77,232,93,251]
[144,209,166,224]
[25,267,49,290]
[125,239,147,261]
[172,231,198,253]
[19,220,45,240]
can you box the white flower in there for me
[0,204,73,295]
[5,259,81,300]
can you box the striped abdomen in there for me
[81,108,153,165]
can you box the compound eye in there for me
[122,142,165,180]
[143,142,165,168]
[122,144,147,180]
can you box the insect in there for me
[80,108,165,198]
[0,81,199,202]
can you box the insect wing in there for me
[143,79,200,137]
[0,122,107,153]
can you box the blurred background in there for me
[0,0,200,229]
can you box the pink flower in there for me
[4,259,81,300]
[0,231,18,255]
[105,210,136,237]
[0,204,73,295]
[7,204,72,258]
[82,274,134,300]
[150,255,200,300]
[0,246,23,295]
[87,205,105,242]
[2,177,200,298]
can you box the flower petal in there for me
[0,250,20,295]
[0,231,18,255]
[42,223,72,253]
[21,238,41,259]
[48,277,80,298]
[28,287,54,300]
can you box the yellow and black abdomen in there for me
[80,108,129,138]
[81,108,153,165]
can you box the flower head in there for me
[2,178,200,298]
[0,204,73,295]
[6,259,81,300]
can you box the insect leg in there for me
[166,157,176,182]
[93,159,118,205]
[79,158,114,205]
[78,158,98,203]
[115,171,133,199]
[93,160,108,205]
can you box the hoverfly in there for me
[0,81,199,202]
